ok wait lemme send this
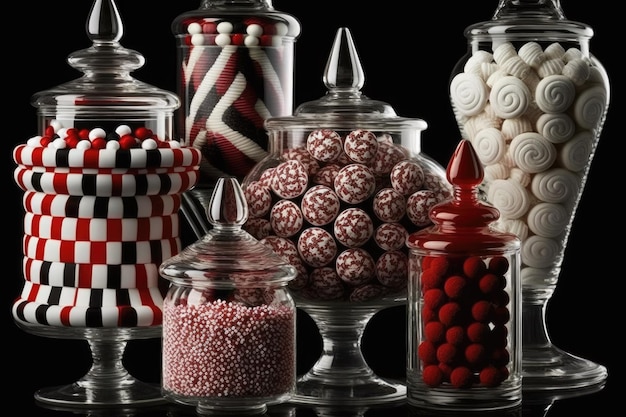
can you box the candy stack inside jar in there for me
[11,4,201,329]
[241,28,452,304]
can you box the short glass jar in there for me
[407,140,522,411]
[159,176,297,415]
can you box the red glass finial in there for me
[446,139,484,189]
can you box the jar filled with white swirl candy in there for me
[448,0,609,391]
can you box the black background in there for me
[5,1,619,416]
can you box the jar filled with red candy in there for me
[406,140,521,411]
[159,176,297,415]
[241,27,452,306]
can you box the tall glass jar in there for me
[448,0,609,391]
[241,27,452,405]
[406,139,521,411]
[160,176,297,416]
[172,0,301,235]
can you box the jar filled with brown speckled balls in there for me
[159,176,297,416]
[240,27,452,405]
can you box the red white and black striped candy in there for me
[14,166,199,196]
[24,212,180,242]
[13,282,163,327]
[13,144,201,170]
[23,235,181,265]
[22,257,160,289]
[23,192,182,219]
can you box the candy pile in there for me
[162,293,295,398]
[450,41,608,283]
[179,16,293,180]
[417,255,512,388]
[243,128,452,302]
[12,121,201,327]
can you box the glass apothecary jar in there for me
[407,140,522,411]
[159,177,297,416]
[241,27,451,405]
[448,0,609,391]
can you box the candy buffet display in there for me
[10,0,200,406]
[172,0,301,236]
[241,27,451,405]
[407,139,522,411]
[449,0,609,390]
[160,177,297,415]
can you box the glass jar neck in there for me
[493,0,564,19]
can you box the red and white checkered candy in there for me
[406,189,439,227]
[333,207,373,248]
[244,180,272,218]
[244,217,272,240]
[336,248,376,286]
[271,159,309,199]
[300,185,340,226]
[376,250,408,288]
[372,187,406,222]
[349,283,386,302]
[306,129,343,162]
[309,267,344,300]
[343,129,378,164]
[334,163,376,204]
[270,199,303,237]
[297,227,337,267]
[281,147,320,175]
[374,222,408,251]
[370,141,409,176]
[312,163,341,187]
[390,160,425,196]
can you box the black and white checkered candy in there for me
[23,235,180,265]
[13,144,201,169]
[22,257,160,289]
[14,166,199,196]
[12,282,163,327]
[24,213,180,241]
[23,192,181,219]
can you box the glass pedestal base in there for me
[17,321,166,408]
[290,301,406,406]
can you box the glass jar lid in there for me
[159,177,297,288]
[31,0,180,123]
[265,27,427,131]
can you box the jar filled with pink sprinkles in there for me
[159,176,297,415]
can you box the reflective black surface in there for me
[6,1,617,416]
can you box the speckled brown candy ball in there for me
[343,129,379,164]
[334,163,376,204]
[306,129,343,162]
[336,248,376,285]
[271,159,309,199]
[390,160,425,195]
[297,227,337,267]
[333,208,374,248]
[270,199,303,237]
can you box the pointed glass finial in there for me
[87,0,123,43]
[207,177,249,229]
[67,0,144,76]
[323,27,365,91]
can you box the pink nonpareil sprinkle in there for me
[162,298,295,398]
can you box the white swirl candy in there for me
[472,127,506,165]
[558,131,594,172]
[486,179,531,219]
[527,202,569,238]
[535,75,576,113]
[489,75,531,119]
[530,168,580,204]
[574,85,608,130]
[450,72,489,116]
[535,113,576,143]
[509,132,557,173]
[521,235,561,269]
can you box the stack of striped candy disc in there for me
[11,125,201,328]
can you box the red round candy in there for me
[424,288,446,310]
[439,302,462,326]
[424,321,446,343]
[465,343,487,366]
[444,275,467,299]
[418,341,437,365]
[488,256,509,275]
[471,300,493,322]
[479,365,505,387]
[463,256,487,278]
[423,364,444,387]
[436,343,457,365]
[450,366,473,388]
[466,321,490,343]
[445,325,465,346]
